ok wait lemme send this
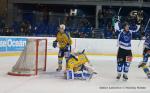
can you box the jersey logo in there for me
[124,35,130,41]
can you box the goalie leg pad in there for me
[66,70,74,80]
[74,71,91,80]
[74,72,83,79]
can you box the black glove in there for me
[53,41,57,48]
[138,62,146,68]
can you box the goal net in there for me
[8,39,47,76]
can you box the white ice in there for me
[0,55,150,93]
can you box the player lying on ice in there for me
[65,50,97,80]
[138,32,150,79]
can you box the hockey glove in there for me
[53,41,57,48]
[138,62,146,68]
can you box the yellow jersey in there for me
[56,32,72,49]
[66,53,89,72]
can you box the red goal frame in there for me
[8,39,47,76]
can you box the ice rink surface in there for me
[0,55,150,93]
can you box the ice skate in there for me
[123,74,128,80]
[56,65,62,72]
[147,73,150,79]
[116,73,121,79]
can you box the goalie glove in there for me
[53,41,57,48]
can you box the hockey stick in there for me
[138,18,150,47]
[144,18,150,35]
[117,7,122,21]
[118,7,122,16]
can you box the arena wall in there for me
[0,36,144,57]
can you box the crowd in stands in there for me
[8,15,93,38]
[98,8,149,39]
[0,7,150,39]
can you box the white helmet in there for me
[59,24,65,30]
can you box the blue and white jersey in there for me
[117,30,132,50]
[144,33,150,49]
[114,21,140,33]
[115,21,140,50]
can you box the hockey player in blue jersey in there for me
[115,21,140,80]
[138,32,150,79]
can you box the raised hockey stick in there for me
[116,7,122,21]
[144,18,150,35]
[118,7,122,16]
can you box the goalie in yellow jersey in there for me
[65,50,97,80]
[53,24,72,71]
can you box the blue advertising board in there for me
[0,38,27,52]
